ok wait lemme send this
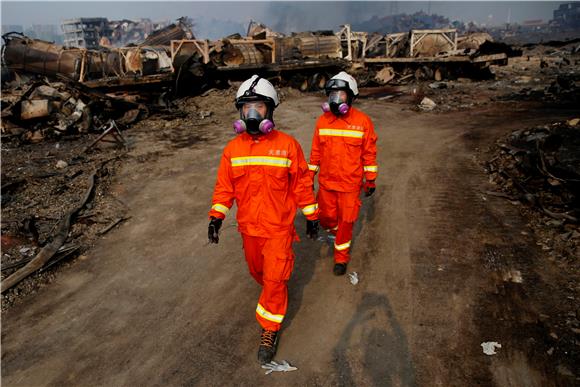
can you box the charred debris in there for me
[1,18,528,142]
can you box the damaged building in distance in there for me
[553,2,580,29]
[60,17,190,48]
[62,18,108,49]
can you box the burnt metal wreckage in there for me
[1,20,519,141]
[2,20,518,91]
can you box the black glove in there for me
[363,180,376,197]
[208,217,223,244]
[306,219,319,240]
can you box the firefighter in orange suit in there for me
[308,71,378,276]
[208,75,320,364]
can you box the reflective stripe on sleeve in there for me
[334,241,351,251]
[308,164,320,172]
[364,165,378,173]
[211,203,230,215]
[256,303,284,323]
[301,203,318,216]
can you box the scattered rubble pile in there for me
[1,77,147,143]
[1,135,128,308]
[494,72,580,105]
[485,119,580,376]
[485,119,580,260]
[492,39,580,105]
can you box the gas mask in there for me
[321,91,349,116]
[233,102,274,135]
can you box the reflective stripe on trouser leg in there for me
[317,188,338,232]
[333,190,361,264]
[334,220,354,264]
[256,281,288,331]
[255,235,294,331]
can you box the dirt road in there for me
[2,94,577,386]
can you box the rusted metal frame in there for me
[386,33,405,57]
[170,40,185,66]
[349,31,368,61]
[361,34,367,61]
[79,49,87,82]
[100,50,106,80]
[439,31,457,50]
[84,120,127,153]
[194,40,210,64]
[118,49,129,77]
[335,25,351,60]
[411,28,457,34]
[345,25,352,60]
[111,49,123,78]
[410,29,458,56]
[410,32,428,57]
[171,39,211,66]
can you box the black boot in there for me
[333,262,347,276]
[258,329,279,364]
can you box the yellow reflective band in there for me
[211,203,229,215]
[319,128,364,139]
[308,164,319,172]
[231,156,291,168]
[335,241,351,251]
[301,203,318,216]
[364,165,378,172]
[256,303,284,323]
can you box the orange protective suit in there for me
[209,129,318,331]
[308,106,378,263]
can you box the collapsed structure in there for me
[1,19,521,141]
[2,19,517,91]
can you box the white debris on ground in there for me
[502,269,523,284]
[56,160,68,169]
[348,272,359,285]
[261,360,298,375]
[481,341,502,355]
[418,97,437,111]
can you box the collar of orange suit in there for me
[240,130,276,142]
[325,108,353,125]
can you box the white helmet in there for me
[325,71,359,97]
[235,75,280,109]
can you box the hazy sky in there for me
[1,1,569,38]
